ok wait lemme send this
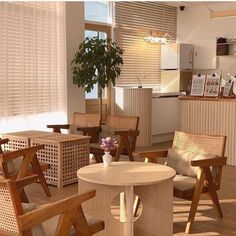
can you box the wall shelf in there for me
[217,39,236,56]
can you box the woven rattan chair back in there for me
[72,112,101,127]
[173,131,226,186]
[106,115,139,131]
[106,115,139,151]
[0,180,22,235]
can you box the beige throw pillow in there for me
[166,148,216,178]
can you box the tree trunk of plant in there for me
[98,86,103,119]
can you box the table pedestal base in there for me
[78,179,173,236]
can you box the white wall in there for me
[177,3,236,42]
[65,2,85,122]
[177,2,236,79]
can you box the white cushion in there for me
[3,158,48,176]
[173,175,196,191]
[22,203,46,236]
[166,148,216,178]
[6,160,17,174]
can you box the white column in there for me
[114,87,152,147]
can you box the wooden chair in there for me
[47,112,102,143]
[137,131,227,233]
[0,176,105,236]
[89,115,140,162]
[0,139,51,199]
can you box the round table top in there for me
[77,162,176,187]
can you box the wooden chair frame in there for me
[137,131,227,233]
[47,112,102,143]
[0,140,50,199]
[0,176,104,236]
[89,115,140,162]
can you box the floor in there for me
[25,141,236,236]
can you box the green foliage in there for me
[71,37,124,93]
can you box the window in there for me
[115,2,177,88]
[84,29,108,99]
[0,2,66,133]
[84,1,111,23]
[84,1,112,100]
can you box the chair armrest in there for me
[137,150,168,163]
[1,145,45,161]
[47,124,70,133]
[15,175,39,189]
[114,130,139,137]
[0,138,9,145]
[191,156,227,167]
[18,190,96,231]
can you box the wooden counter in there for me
[179,96,236,166]
[179,96,236,102]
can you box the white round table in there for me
[77,162,176,236]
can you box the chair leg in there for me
[31,157,51,197]
[185,170,205,234]
[20,188,29,203]
[203,167,223,218]
[123,136,134,161]
[93,154,101,163]
[114,138,124,162]
[94,154,103,163]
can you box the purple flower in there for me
[100,137,118,152]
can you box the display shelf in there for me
[217,39,236,56]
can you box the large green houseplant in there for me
[71,37,124,115]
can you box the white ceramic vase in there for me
[103,151,112,167]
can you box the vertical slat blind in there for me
[0,2,66,132]
[115,2,177,86]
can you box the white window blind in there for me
[0,2,66,133]
[115,2,177,87]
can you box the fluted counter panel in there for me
[114,88,152,147]
[180,97,236,166]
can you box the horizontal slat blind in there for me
[115,2,177,86]
[0,2,66,132]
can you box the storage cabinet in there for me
[161,43,193,70]
[192,38,217,69]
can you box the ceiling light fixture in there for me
[144,31,171,44]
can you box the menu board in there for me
[190,75,206,96]
[204,74,221,97]
[223,80,233,97]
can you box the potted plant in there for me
[71,37,124,116]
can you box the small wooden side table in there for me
[77,162,176,236]
[2,130,90,188]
